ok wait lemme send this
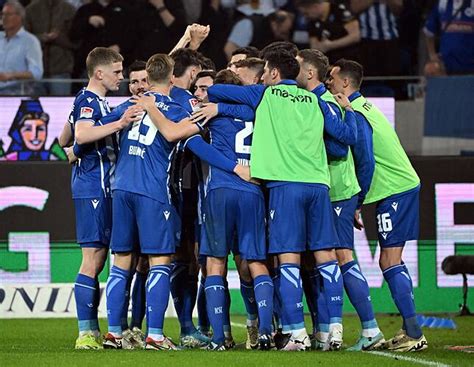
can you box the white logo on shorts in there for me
[163,210,170,220]
[91,199,99,209]
[270,210,275,220]
[381,233,388,240]
[334,206,342,216]
[391,202,399,212]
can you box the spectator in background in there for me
[350,0,402,76]
[69,0,135,81]
[133,0,187,61]
[0,0,43,95]
[424,0,474,75]
[295,0,360,63]
[228,46,260,71]
[224,0,294,59]
[25,0,76,95]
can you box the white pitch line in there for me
[369,351,451,367]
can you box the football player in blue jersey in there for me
[59,47,142,350]
[187,70,275,351]
[102,54,213,351]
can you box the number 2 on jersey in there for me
[235,121,253,154]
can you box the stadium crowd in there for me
[1,0,473,96]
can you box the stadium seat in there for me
[442,256,474,316]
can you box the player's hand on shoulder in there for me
[131,94,156,112]
[89,15,105,28]
[120,106,143,128]
[190,103,218,125]
[334,93,352,110]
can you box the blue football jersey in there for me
[113,92,190,203]
[170,86,200,114]
[68,89,118,199]
[207,116,262,196]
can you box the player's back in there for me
[351,93,419,203]
[69,89,118,199]
[113,92,189,204]
[207,115,261,196]
[170,86,200,114]
[252,82,330,186]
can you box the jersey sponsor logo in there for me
[391,202,399,212]
[163,210,170,220]
[91,199,99,209]
[270,209,275,220]
[189,98,200,112]
[156,101,170,112]
[334,206,342,216]
[270,87,313,103]
[80,107,94,118]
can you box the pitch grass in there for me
[1,315,473,367]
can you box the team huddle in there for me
[60,30,428,353]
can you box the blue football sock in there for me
[75,273,99,333]
[93,277,101,331]
[279,263,304,333]
[317,261,344,325]
[106,266,131,336]
[205,275,226,344]
[147,265,172,338]
[170,262,192,335]
[254,275,274,335]
[197,276,210,332]
[240,280,258,322]
[383,263,422,339]
[120,272,133,331]
[341,261,378,330]
[224,278,231,334]
[272,268,283,330]
[182,273,198,334]
[302,269,317,333]
[130,271,147,329]
[313,270,329,334]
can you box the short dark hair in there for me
[195,70,217,82]
[146,53,174,84]
[234,57,265,79]
[260,41,298,59]
[128,60,147,75]
[232,46,260,58]
[200,56,216,71]
[333,59,364,89]
[86,47,123,78]
[297,49,329,81]
[265,50,300,80]
[214,69,242,86]
[170,48,201,77]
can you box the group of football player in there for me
[60,24,428,353]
